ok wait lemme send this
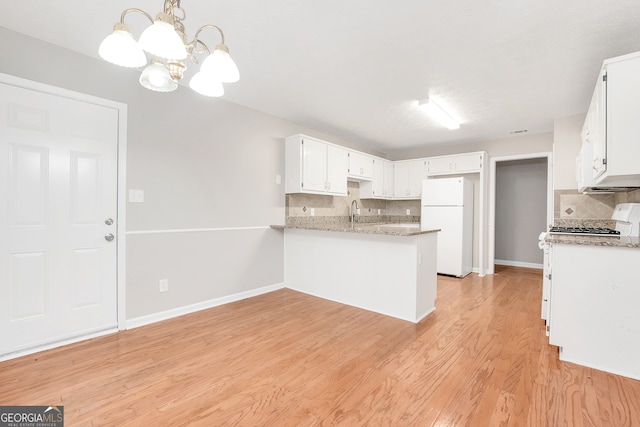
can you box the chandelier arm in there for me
[193,24,226,45]
[120,8,154,25]
[191,39,211,56]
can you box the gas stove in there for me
[548,226,620,236]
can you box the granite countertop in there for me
[545,233,640,248]
[271,222,440,237]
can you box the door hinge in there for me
[603,74,607,82]
[603,158,607,165]
[301,182,304,188]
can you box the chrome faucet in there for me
[350,199,359,223]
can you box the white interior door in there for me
[0,82,119,356]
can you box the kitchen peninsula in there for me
[272,222,440,323]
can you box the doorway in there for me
[0,74,127,358]
[488,153,552,274]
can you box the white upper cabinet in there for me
[285,134,486,200]
[285,134,348,195]
[394,159,426,199]
[299,137,327,192]
[347,151,374,181]
[361,158,394,199]
[426,152,485,176]
[326,144,348,195]
[383,160,395,198]
[590,51,640,186]
[584,71,606,180]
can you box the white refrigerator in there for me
[421,177,473,278]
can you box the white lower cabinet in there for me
[549,243,640,380]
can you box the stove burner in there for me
[549,226,621,236]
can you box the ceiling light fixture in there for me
[418,99,460,130]
[99,0,239,97]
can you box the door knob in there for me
[105,218,114,225]
[105,233,115,242]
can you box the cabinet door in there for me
[601,55,640,179]
[383,160,394,197]
[427,153,482,176]
[394,163,410,198]
[407,160,426,197]
[348,151,373,179]
[301,138,328,192]
[591,72,607,179]
[452,153,483,174]
[394,160,424,199]
[426,157,451,175]
[326,144,348,195]
[371,158,385,196]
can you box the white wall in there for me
[553,114,585,190]
[0,28,379,321]
[386,131,553,161]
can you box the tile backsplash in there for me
[288,184,640,224]
[286,181,421,221]
[554,188,640,220]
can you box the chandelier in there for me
[98,0,239,97]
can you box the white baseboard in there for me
[126,282,285,329]
[495,259,543,269]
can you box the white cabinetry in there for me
[285,134,348,195]
[548,242,640,380]
[383,160,394,198]
[394,159,426,199]
[585,51,640,187]
[361,158,394,199]
[426,152,485,176]
[347,151,374,181]
[584,70,607,180]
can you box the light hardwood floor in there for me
[1,266,639,426]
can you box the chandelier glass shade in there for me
[98,0,239,97]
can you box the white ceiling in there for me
[2,0,640,153]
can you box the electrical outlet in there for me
[310,208,315,216]
[159,279,168,293]
[378,209,381,215]
[406,209,411,215]
[129,189,144,203]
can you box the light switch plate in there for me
[129,189,144,203]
